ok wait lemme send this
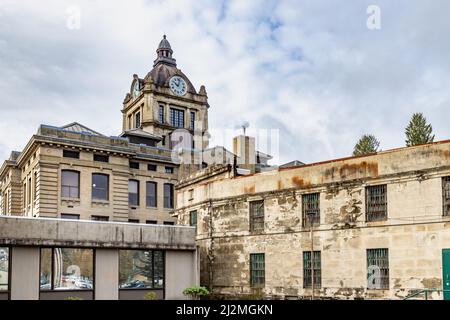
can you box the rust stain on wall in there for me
[291,177,312,189]
[244,185,255,194]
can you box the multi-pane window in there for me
[91,215,109,221]
[61,213,80,220]
[0,247,9,291]
[164,183,174,209]
[190,210,198,227]
[40,248,94,291]
[119,250,164,289]
[250,253,265,287]
[165,166,174,174]
[190,111,195,130]
[443,177,450,216]
[135,111,141,128]
[170,108,185,128]
[303,251,321,289]
[302,193,320,227]
[146,182,157,208]
[129,161,139,169]
[129,180,139,206]
[63,150,79,159]
[249,200,264,232]
[61,170,80,198]
[148,164,157,172]
[159,105,165,123]
[367,248,389,289]
[92,173,109,201]
[94,154,109,163]
[366,185,387,222]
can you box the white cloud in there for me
[0,0,450,165]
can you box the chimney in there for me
[233,135,256,174]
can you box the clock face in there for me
[133,81,140,98]
[169,76,187,96]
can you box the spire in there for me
[154,35,176,67]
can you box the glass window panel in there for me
[129,180,139,206]
[164,183,174,209]
[92,174,109,201]
[53,248,94,290]
[0,247,9,291]
[61,170,80,198]
[40,248,52,290]
[119,250,164,289]
[146,182,157,207]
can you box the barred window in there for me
[302,193,320,227]
[303,251,321,289]
[170,108,185,128]
[366,185,387,222]
[367,248,389,289]
[249,200,264,232]
[443,177,450,216]
[250,253,265,287]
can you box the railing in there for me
[403,289,450,300]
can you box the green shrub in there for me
[183,286,210,299]
[144,292,157,300]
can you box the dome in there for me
[144,63,197,94]
[147,35,197,94]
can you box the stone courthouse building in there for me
[175,140,450,300]
[0,35,210,224]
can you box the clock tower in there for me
[121,35,209,151]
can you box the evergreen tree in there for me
[353,134,380,156]
[405,113,435,146]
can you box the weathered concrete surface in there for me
[0,216,196,250]
[175,140,450,299]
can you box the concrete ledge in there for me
[0,216,196,250]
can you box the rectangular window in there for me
[63,150,80,159]
[128,219,139,223]
[91,215,109,221]
[366,185,387,222]
[28,177,31,205]
[92,173,109,201]
[170,108,185,128]
[163,221,174,225]
[250,253,265,287]
[129,180,139,206]
[159,105,165,123]
[33,171,37,201]
[302,193,320,227]
[129,161,139,169]
[61,170,80,198]
[146,220,157,224]
[40,248,94,291]
[148,164,157,171]
[190,111,195,130]
[119,250,164,289]
[146,182,157,208]
[249,200,264,232]
[165,166,174,174]
[303,251,321,289]
[0,247,9,291]
[94,154,109,163]
[367,248,389,289]
[190,210,198,227]
[135,111,141,128]
[443,177,450,216]
[163,183,174,209]
[61,213,80,220]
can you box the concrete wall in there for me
[95,249,119,300]
[10,246,40,300]
[165,250,199,299]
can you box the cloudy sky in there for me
[1,0,450,165]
